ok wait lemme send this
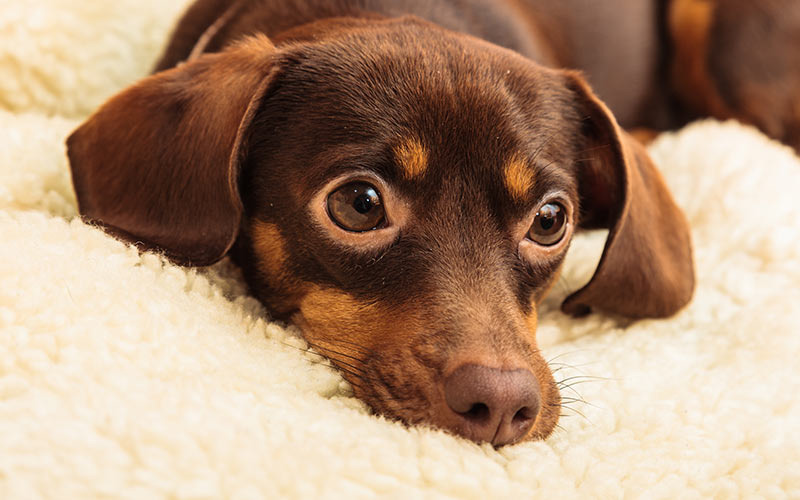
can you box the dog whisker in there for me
[558,397,597,410]
[349,385,416,405]
[560,404,591,422]
[279,341,373,386]
[325,363,370,383]
[556,374,611,384]
[319,357,371,381]
[556,381,585,400]
[546,349,593,364]
[332,372,414,404]
[278,340,328,359]
[310,338,379,357]
[558,396,587,404]
[548,361,595,372]
[383,405,421,414]
[306,341,369,366]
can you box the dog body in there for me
[67,0,798,445]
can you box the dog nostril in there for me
[512,406,535,425]
[462,403,490,423]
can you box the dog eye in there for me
[527,202,567,246]
[327,182,386,231]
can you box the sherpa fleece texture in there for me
[1,1,799,498]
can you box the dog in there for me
[66,0,796,446]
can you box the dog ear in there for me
[561,72,695,318]
[67,35,277,265]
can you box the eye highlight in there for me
[327,182,386,232]
[527,202,567,246]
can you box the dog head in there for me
[67,18,694,445]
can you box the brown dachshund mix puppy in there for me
[67,0,796,445]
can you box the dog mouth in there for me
[291,314,427,417]
[290,312,560,445]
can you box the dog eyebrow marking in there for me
[394,138,429,180]
[504,154,534,200]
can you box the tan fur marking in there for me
[251,221,288,278]
[524,310,538,334]
[299,287,387,346]
[504,154,534,200]
[395,139,429,180]
[250,220,306,315]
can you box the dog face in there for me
[67,18,694,445]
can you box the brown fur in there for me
[669,0,730,119]
[69,0,796,445]
[669,0,800,151]
[249,220,309,317]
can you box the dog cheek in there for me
[529,364,561,440]
[298,289,434,376]
[250,220,309,316]
[525,309,538,335]
[297,286,390,350]
[532,263,564,306]
[520,307,562,440]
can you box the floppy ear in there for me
[561,73,695,318]
[67,35,277,265]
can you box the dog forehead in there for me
[273,18,567,119]
[273,30,573,158]
[256,21,579,214]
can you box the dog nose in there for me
[444,364,540,446]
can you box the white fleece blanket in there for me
[1,1,799,498]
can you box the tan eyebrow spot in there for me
[394,138,429,180]
[504,154,534,200]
